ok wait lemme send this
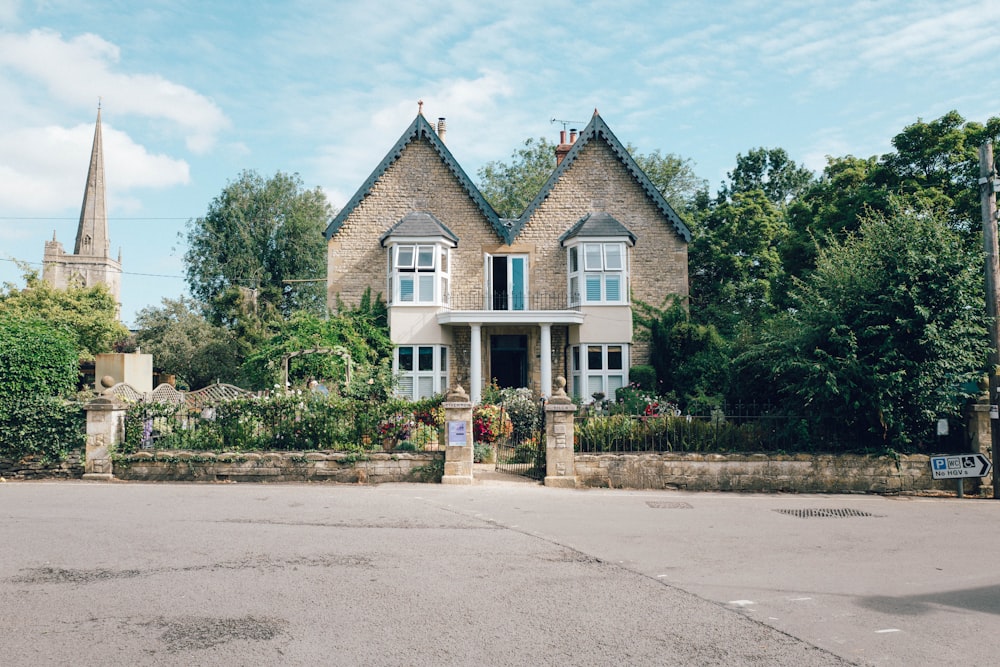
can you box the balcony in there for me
[438,289,584,326]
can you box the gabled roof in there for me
[324,114,501,240]
[559,212,637,246]
[516,112,692,243]
[379,210,459,246]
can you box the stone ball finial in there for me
[100,375,115,389]
[447,383,469,402]
[549,376,573,405]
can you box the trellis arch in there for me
[280,346,353,390]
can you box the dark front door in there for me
[490,334,527,388]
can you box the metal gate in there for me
[494,398,546,480]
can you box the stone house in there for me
[324,110,689,404]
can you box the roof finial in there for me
[418,99,424,116]
[593,108,599,116]
[98,96,102,110]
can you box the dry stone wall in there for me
[574,452,977,495]
[115,450,443,484]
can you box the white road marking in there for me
[728,600,755,606]
[875,629,901,634]
[790,597,812,601]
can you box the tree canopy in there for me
[184,170,332,339]
[736,201,989,447]
[0,269,128,359]
[133,297,241,389]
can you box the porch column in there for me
[539,323,552,398]
[469,323,482,405]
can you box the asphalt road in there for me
[1,478,997,666]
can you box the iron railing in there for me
[447,289,581,312]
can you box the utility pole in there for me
[979,141,1000,499]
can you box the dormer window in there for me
[380,211,458,307]
[560,212,635,306]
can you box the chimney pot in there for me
[437,117,447,145]
[570,128,578,143]
[560,129,567,144]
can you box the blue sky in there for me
[1,0,997,326]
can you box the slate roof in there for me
[324,111,691,245]
[323,114,501,240]
[559,212,637,246]
[379,210,459,246]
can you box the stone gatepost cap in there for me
[446,384,469,402]
[548,376,573,406]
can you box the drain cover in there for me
[775,508,882,518]
[646,501,693,509]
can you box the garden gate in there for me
[494,398,546,480]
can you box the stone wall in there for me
[575,452,979,495]
[0,451,85,480]
[114,450,444,484]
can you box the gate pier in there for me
[544,377,578,488]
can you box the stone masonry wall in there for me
[115,451,444,484]
[575,452,979,495]
[1,451,85,480]
[327,138,504,310]
[520,140,689,365]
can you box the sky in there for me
[1,0,998,327]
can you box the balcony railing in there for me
[446,289,581,312]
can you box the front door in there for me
[490,334,527,388]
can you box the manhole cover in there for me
[646,501,693,509]
[775,508,882,519]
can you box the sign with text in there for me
[447,420,467,447]
[929,454,992,479]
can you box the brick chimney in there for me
[555,128,577,166]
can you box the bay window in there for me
[395,345,449,400]
[570,343,628,402]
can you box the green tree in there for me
[183,170,332,342]
[0,315,84,462]
[133,297,241,389]
[689,190,788,336]
[721,147,814,205]
[736,201,989,449]
[0,269,128,359]
[636,298,728,410]
[476,137,705,218]
[477,137,556,218]
[239,290,392,391]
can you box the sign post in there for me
[930,454,993,498]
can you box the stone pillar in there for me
[539,323,552,399]
[544,377,578,488]
[469,323,482,405]
[441,384,475,485]
[966,391,994,492]
[83,396,125,480]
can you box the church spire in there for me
[74,106,109,257]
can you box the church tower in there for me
[43,107,122,312]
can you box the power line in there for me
[0,257,184,279]
[0,216,196,221]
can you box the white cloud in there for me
[0,28,230,152]
[0,121,189,214]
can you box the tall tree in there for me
[0,269,128,359]
[133,297,241,389]
[184,170,332,338]
[737,200,989,448]
[476,137,555,218]
[721,147,814,205]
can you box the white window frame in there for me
[570,343,628,402]
[388,243,450,306]
[394,345,449,400]
[567,241,628,305]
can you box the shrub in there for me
[0,397,85,462]
[629,365,657,391]
[473,404,512,443]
